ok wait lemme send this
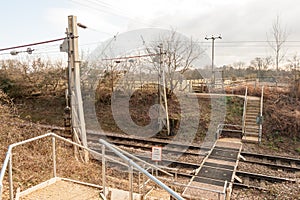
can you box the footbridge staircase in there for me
[242,87,264,144]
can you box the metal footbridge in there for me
[182,138,242,200]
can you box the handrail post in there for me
[128,164,133,200]
[223,180,227,200]
[142,164,145,196]
[138,171,141,194]
[99,139,184,200]
[52,136,57,177]
[259,86,264,144]
[174,171,178,192]
[102,144,106,197]
[8,154,13,200]
[242,87,248,135]
[0,183,3,200]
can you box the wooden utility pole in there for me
[67,15,89,162]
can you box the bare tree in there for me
[0,58,66,96]
[251,57,272,78]
[104,60,121,92]
[233,61,245,70]
[148,30,205,96]
[116,59,140,95]
[267,15,288,72]
[233,61,245,77]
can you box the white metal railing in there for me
[102,142,176,197]
[242,87,248,135]
[0,133,108,200]
[258,86,264,143]
[99,139,183,200]
[0,133,182,200]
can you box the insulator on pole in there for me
[10,50,19,55]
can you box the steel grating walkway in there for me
[182,138,242,200]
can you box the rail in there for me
[242,87,248,135]
[258,86,264,143]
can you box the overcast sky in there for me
[1,0,300,67]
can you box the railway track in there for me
[87,131,204,153]
[87,131,300,172]
[25,123,299,193]
[171,170,295,190]
[240,152,300,172]
[26,123,300,172]
[91,145,296,191]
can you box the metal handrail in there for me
[109,143,175,197]
[242,87,248,135]
[99,139,183,200]
[0,132,124,200]
[259,86,264,143]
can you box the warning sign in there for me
[151,146,162,161]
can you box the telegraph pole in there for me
[205,35,222,86]
[67,15,88,162]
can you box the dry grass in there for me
[0,90,102,199]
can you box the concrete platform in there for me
[19,179,102,200]
[18,178,143,200]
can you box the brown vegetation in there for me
[0,58,299,199]
[0,90,101,199]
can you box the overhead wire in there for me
[0,37,66,52]
[69,0,155,28]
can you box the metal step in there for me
[245,124,259,127]
[245,121,259,128]
[242,136,259,143]
[245,121,257,124]
[244,132,259,137]
[245,118,258,122]
[247,104,260,107]
[193,176,226,187]
[246,108,260,111]
[245,130,259,135]
[197,166,233,182]
[245,128,259,132]
[246,104,260,107]
[246,111,259,114]
[245,125,259,128]
[246,113,257,119]
[246,108,260,112]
